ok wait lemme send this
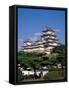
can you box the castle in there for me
[21,26,60,55]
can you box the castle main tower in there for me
[41,26,60,54]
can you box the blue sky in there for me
[18,8,65,51]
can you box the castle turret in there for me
[41,26,60,54]
[34,38,45,53]
[22,39,33,52]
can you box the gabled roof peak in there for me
[42,26,55,32]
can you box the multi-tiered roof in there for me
[41,26,60,54]
[22,26,60,54]
[41,26,60,47]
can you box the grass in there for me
[43,68,65,80]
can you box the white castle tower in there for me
[22,39,33,52]
[41,26,60,54]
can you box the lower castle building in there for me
[21,26,60,55]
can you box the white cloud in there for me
[18,39,24,51]
[34,32,41,36]
[30,36,38,42]
[30,32,41,42]
[53,28,60,32]
[18,39,23,42]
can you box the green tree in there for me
[51,45,65,76]
[48,53,58,65]
[17,69,23,81]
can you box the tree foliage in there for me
[18,52,43,69]
[18,45,65,69]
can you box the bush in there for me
[17,69,24,81]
